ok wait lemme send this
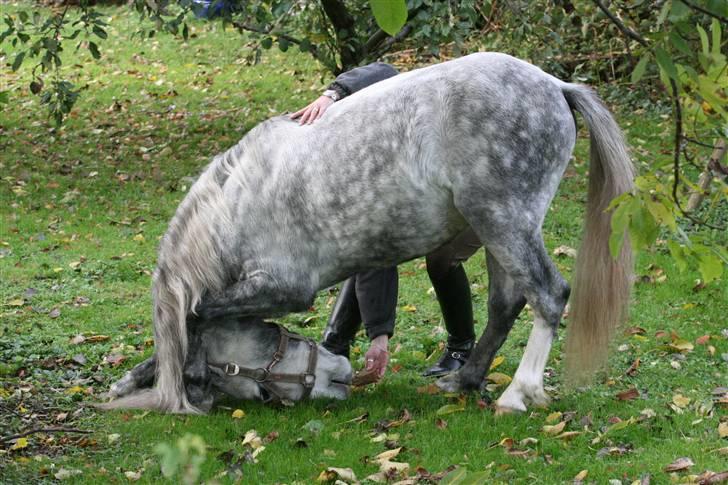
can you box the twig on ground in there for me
[1,427,92,444]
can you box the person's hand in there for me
[364,334,389,379]
[289,95,334,125]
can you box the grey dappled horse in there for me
[103,53,633,414]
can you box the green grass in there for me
[1,5,726,484]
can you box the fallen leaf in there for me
[498,437,515,450]
[352,367,380,387]
[8,298,25,306]
[317,467,357,482]
[553,245,577,258]
[107,433,121,444]
[85,335,110,343]
[105,353,126,367]
[436,403,465,416]
[10,437,28,450]
[416,384,440,395]
[54,468,82,480]
[70,334,85,345]
[663,457,694,472]
[436,418,447,429]
[696,335,711,345]
[486,372,512,386]
[378,459,409,475]
[545,412,562,424]
[719,422,728,439]
[376,447,402,462]
[557,431,581,441]
[542,421,566,436]
[489,355,505,370]
[402,304,417,312]
[697,471,728,484]
[574,469,588,482]
[124,470,142,481]
[364,471,388,483]
[626,358,641,376]
[232,409,245,419]
[616,388,640,401]
[243,430,263,449]
[673,394,691,408]
[667,339,694,353]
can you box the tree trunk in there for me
[686,139,727,212]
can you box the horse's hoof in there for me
[494,404,525,417]
[434,373,461,393]
[109,373,135,398]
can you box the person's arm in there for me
[290,62,398,124]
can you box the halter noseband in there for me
[208,324,318,403]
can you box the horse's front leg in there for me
[194,270,315,320]
[436,251,526,395]
[183,320,214,412]
[109,355,157,398]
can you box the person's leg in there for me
[321,277,362,358]
[423,228,481,377]
[355,267,398,341]
[321,267,398,358]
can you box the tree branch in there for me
[680,0,728,24]
[320,0,358,70]
[231,21,335,72]
[1,427,91,444]
[592,0,648,46]
[668,78,724,229]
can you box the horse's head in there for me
[198,318,352,405]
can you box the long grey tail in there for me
[560,83,635,384]
[101,157,233,413]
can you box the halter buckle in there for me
[224,363,240,376]
[301,373,315,388]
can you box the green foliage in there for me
[1,0,725,284]
[155,433,207,484]
[0,2,107,125]
[370,0,407,36]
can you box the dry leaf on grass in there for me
[352,367,380,387]
[317,467,357,483]
[616,387,640,401]
[663,457,694,472]
[542,421,566,436]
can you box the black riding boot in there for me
[422,263,476,377]
[321,277,362,358]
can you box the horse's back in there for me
[206,53,578,286]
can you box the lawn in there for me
[1,5,726,484]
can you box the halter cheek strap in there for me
[208,325,318,403]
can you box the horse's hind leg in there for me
[488,237,570,413]
[436,250,526,394]
[109,355,157,398]
[449,197,570,412]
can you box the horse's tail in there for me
[560,83,635,384]
[101,158,233,413]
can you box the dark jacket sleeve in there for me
[328,62,399,97]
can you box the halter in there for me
[208,324,318,403]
